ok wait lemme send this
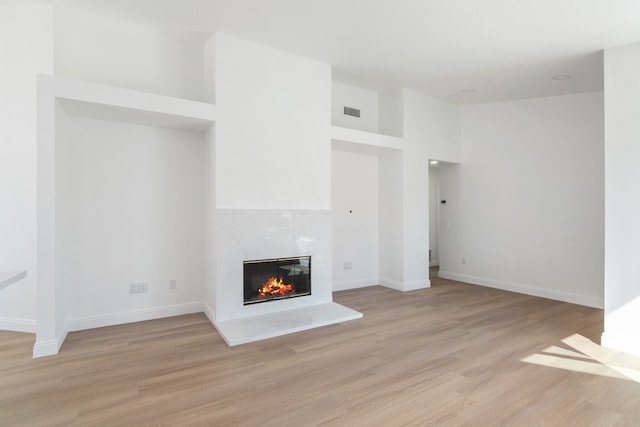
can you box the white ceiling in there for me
[58,0,640,103]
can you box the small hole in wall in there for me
[343,106,361,118]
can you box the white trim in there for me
[333,277,379,291]
[52,75,217,132]
[403,279,431,291]
[0,316,36,333]
[67,302,204,332]
[331,125,404,150]
[438,271,603,309]
[33,327,68,358]
[379,277,404,291]
[33,340,59,358]
[602,332,640,357]
[379,278,430,292]
[203,302,216,325]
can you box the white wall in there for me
[378,89,404,138]
[403,89,461,163]
[55,112,205,326]
[398,90,461,290]
[331,81,379,133]
[428,166,439,266]
[53,5,204,101]
[439,92,604,308]
[378,149,404,286]
[203,125,216,322]
[0,0,53,331]
[602,42,640,355]
[437,163,461,275]
[213,33,331,209]
[203,39,217,319]
[332,149,379,290]
[203,36,216,104]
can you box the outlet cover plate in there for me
[130,282,148,294]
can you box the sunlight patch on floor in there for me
[521,333,640,383]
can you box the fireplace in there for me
[243,256,311,305]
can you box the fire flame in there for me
[258,276,295,297]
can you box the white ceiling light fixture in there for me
[430,160,439,165]
[552,74,572,80]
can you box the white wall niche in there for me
[35,75,216,358]
[331,73,404,138]
[53,4,205,102]
[331,139,403,291]
[331,146,380,291]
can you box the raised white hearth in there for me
[215,302,362,346]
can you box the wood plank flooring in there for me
[2,275,640,426]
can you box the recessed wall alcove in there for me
[35,75,217,357]
[329,74,410,293]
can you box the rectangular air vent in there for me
[343,106,361,118]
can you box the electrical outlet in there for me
[343,262,353,270]
[130,282,148,294]
[169,280,177,290]
[461,257,467,265]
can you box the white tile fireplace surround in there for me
[211,209,362,345]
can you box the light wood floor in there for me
[2,274,640,426]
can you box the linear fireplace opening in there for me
[243,256,311,305]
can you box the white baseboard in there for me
[379,277,403,291]
[203,302,216,325]
[0,316,36,333]
[602,332,640,357]
[33,326,68,358]
[67,302,204,332]
[333,278,379,292]
[404,279,431,291]
[438,270,603,309]
[32,303,204,358]
[380,278,431,292]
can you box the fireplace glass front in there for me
[243,256,311,305]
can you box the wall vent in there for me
[343,106,361,118]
